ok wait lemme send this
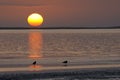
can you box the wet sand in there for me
[0,63,120,72]
[0,64,120,80]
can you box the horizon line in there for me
[0,26,119,29]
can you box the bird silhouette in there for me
[62,60,68,66]
[32,61,36,65]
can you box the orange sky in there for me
[0,0,120,28]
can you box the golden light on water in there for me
[29,65,42,71]
[27,13,43,27]
[28,32,43,59]
[29,65,42,68]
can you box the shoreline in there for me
[0,58,120,80]
[0,63,120,72]
[0,66,120,80]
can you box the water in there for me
[0,29,120,58]
[0,29,120,80]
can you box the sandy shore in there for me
[0,63,120,72]
[0,64,120,80]
[0,68,120,80]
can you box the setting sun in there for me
[27,13,43,27]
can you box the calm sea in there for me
[0,29,120,80]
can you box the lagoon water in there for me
[0,29,120,79]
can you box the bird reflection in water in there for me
[28,31,43,71]
[29,64,42,71]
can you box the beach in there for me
[0,0,120,79]
[0,29,119,80]
[1,57,120,80]
[0,65,120,80]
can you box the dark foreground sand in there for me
[0,65,120,80]
[0,68,120,80]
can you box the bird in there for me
[32,61,36,65]
[62,60,68,66]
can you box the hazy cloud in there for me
[0,0,55,6]
[0,0,120,27]
[0,0,120,7]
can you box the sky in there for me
[0,0,120,28]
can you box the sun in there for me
[27,13,43,27]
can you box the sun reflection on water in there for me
[29,65,42,71]
[28,31,43,59]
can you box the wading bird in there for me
[32,61,36,65]
[62,60,68,66]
